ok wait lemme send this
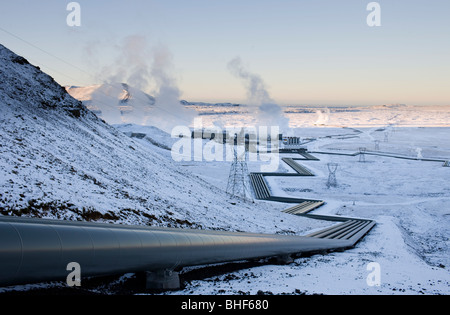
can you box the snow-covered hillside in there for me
[0,44,325,235]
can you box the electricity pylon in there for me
[327,163,339,188]
[226,141,252,202]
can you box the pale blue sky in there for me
[0,0,449,105]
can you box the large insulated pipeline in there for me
[0,216,350,287]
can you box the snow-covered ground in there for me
[1,43,449,295]
[162,125,450,295]
[135,104,448,295]
[111,119,450,295]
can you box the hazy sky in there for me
[0,0,449,105]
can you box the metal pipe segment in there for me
[0,216,351,287]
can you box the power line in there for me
[0,26,92,77]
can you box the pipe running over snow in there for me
[0,216,352,287]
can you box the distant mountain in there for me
[180,100,242,107]
[65,83,156,125]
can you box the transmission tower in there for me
[359,147,367,163]
[374,140,380,151]
[327,163,339,188]
[226,142,252,202]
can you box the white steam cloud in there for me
[149,44,197,133]
[314,108,330,126]
[227,57,289,131]
[415,147,423,159]
[90,35,197,133]
[99,35,153,91]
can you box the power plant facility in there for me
[191,129,283,145]
[282,136,303,148]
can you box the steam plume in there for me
[314,108,330,126]
[90,36,196,132]
[227,57,289,131]
[149,44,197,133]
